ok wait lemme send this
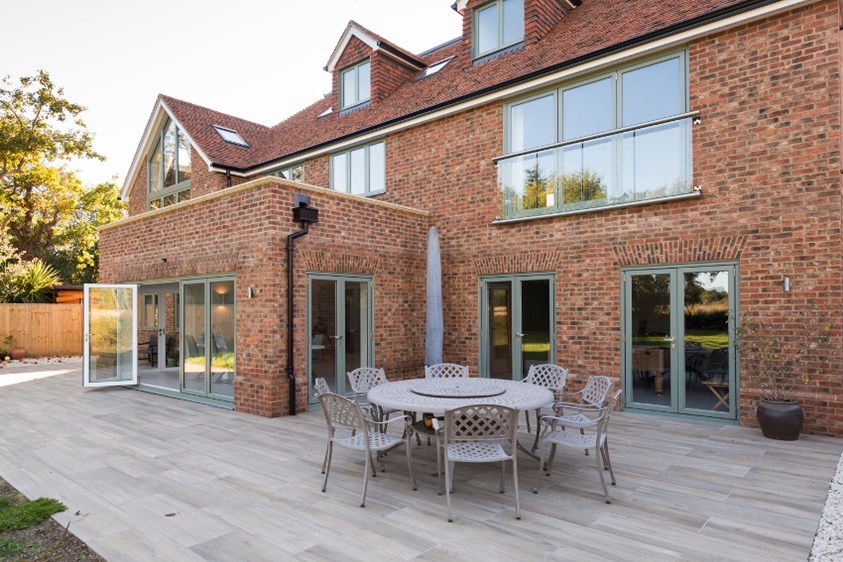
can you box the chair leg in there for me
[602,440,616,486]
[582,428,588,455]
[499,461,506,493]
[512,455,521,520]
[547,443,558,475]
[445,455,454,522]
[321,442,329,474]
[405,440,418,491]
[361,448,371,508]
[436,436,444,495]
[322,441,334,492]
[534,435,545,494]
[524,410,531,434]
[595,444,610,504]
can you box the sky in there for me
[2,0,463,187]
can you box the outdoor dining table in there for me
[367,377,554,459]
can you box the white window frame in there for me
[473,0,524,59]
[330,141,385,196]
[339,59,371,111]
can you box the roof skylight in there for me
[419,57,454,79]
[318,107,333,118]
[212,125,249,147]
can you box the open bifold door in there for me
[83,284,138,387]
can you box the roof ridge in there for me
[159,94,272,130]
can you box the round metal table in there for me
[367,378,553,416]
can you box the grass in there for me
[634,330,729,350]
[0,492,65,559]
[185,352,234,370]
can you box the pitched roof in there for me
[125,0,773,188]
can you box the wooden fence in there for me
[0,304,82,357]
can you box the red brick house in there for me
[95,0,843,435]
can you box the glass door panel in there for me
[344,281,370,374]
[83,284,137,387]
[182,282,206,393]
[310,279,338,395]
[628,272,674,408]
[623,265,736,419]
[520,279,551,376]
[682,270,732,413]
[308,276,374,404]
[210,280,235,397]
[482,275,554,381]
[488,282,512,380]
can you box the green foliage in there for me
[0,258,61,303]
[736,303,837,401]
[0,70,125,285]
[0,536,27,558]
[0,497,65,532]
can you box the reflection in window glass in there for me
[341,61,371,109]
[331,152,347,192]
[510,94,555,152]
[149,138,162,193]
[349,148,366,195]
[342,67,357,109]
[622,57,682,126]
[503,0,524,46]
[183,283,206,393]
[163,121,177,188]
[357,61,370,103]
[368,142,385,193]
[563,77,614,140]
[210,280,235,396]
[177,129,191,183]
[476,4,498,56]
[143,294,158,329]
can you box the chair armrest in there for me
[366,414,413,428]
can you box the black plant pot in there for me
[756,400,803,441]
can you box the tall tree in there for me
[0,71,124,286]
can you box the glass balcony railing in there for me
[495,113,697,221]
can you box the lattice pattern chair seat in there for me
[535,390,622,504]
[318,392,416,508]
[442,403,520,522]
[425,363,469,379]
[446,441,509,463]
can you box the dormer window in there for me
[474,0,524,58]
[340,60,371,110]
[148,118,191,210]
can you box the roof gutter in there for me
[209,0,796,174]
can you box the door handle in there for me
[516,332,526,338]
[329,335,343,340]
[664,336,675,342]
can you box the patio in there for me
[0,366,840,561]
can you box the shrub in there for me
[0,258,61,303]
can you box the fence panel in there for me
[0,304,82,357]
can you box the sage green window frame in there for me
[179,275,236,402]
[339,59,371,111]
[620,262,738,420]
[330,140,386,196]
[498,50,691,220]
[478,272,556,381]
[147,118,191,210]
[473,0,524,59]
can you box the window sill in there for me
[473,42,524,65]
[492,190,701,225]
[339,101,371,116]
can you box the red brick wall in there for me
[524,0,569,45]
[331,1,840,435]
[371,51,417,103]
[100,179,428,416]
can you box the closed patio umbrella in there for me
[425,226,443,366]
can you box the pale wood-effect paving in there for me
[0,370,839,561]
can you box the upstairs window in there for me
[497,52,693,220]
[340,60,371,110]
[148,119,191,210]
[474,0,523,58]
[330,141,385,196]
[276,164,304,183]
[212,125,248,147]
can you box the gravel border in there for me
[810,449,843,560]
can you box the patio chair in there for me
[425,363,469,379]
[545,375,614,456]
[346,367,399,426]
[317,392,416,508]
[521,364,569,435]
[313,377,332,399]
[534,390,622,504]
[441,403,520,522]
